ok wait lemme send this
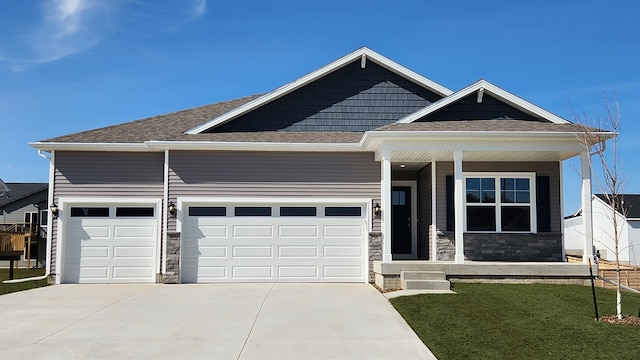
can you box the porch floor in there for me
[375,260,590,278]
[374,260,591,291]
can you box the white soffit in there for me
[396,79,570,124]
[185,47,454,134]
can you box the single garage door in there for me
[182,203,367,283]
[63,205,158,283]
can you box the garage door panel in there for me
[232,266,272,279]
[323,225,363,238]
[113,246,154,258]
[278,245,318,258]
[232,225,273,238]
[194,246,227,258]
[278,266,318,279]
[80,246,110,258]
[195,225,227,237]
[114,226,155,238]
[70,226,110,238]
[323,266,363,279]
[232,246,273,258]
[278,225,319,238]
[323,246,362,258]
[112,266,154,279]
[78,267,109,280]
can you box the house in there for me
[30,47,609,288]
[565,194,640,266]
[0,181,49,265]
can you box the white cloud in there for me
[190,0,207,19]
[0,0,113,70]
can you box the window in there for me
[280,207,317,216]
[189,207,226,216]
[464,173,535,232]
[70,207,109,217]
[325,207,361,217]
[116,207,154,217]
[234,207,271,216]
[40,210,48,226]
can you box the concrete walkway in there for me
[0,283,437,359]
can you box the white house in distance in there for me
[565,194,640,266]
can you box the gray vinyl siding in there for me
[435,161,562,233]
[51,151,164,274]
[210,61,443,132]
[168,151,381,232]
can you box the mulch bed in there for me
[598,315,640,325]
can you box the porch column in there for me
[580,151,594,264]
[454,151,465,264]
[381,150,393,262]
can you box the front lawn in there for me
[0,267,48,295]
[391,283,640,360]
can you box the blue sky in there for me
[1,0,639,214]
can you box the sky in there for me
[1,0,639,215]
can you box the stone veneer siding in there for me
[463,233,563,261]
[368,232,382,282]
[164,232,181,284]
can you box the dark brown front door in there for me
[392,186,412,256]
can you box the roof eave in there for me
[145,140,364,152]
[29,142,157,152]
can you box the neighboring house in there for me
[30,47,609,286]
[0,182,49,263]
[565,194,640,266]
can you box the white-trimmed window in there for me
[464,173,536,233]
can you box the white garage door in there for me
[63,205,158,283]
[182,203,367,283]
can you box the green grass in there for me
[391,283,640,360]
[0,267,49,295]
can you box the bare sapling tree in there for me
[573,93,627,319]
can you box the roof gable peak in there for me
[186,47,453,134]
[397,79,570,124]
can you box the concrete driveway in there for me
[0,283,436,359]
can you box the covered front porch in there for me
[365,129,597,290]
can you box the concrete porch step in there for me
[401,271,447,281]
[400,271,451,290]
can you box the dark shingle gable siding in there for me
[417,93,541,122]
[210,61,443,132]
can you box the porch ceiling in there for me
[390,149,581,163]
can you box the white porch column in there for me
[381,150,393,262]
[580,151,594,264]
[454,151,465,264]
[431,161,438,261]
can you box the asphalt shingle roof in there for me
[0,183,48,207]
[374,120,586,132]
[43,95,262,143]
[595,194,640,219]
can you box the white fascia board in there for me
[145,140,363,152]
[185,47,453,134]
[397,79,570,124]
[29,142,156,152]
[362,131,586,154]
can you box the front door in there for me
[391,183,416,259]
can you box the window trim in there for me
[463,172,537,233]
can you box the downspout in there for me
[6,150,58,283]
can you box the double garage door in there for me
[181,203,367,283]
[62,201,367,283]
